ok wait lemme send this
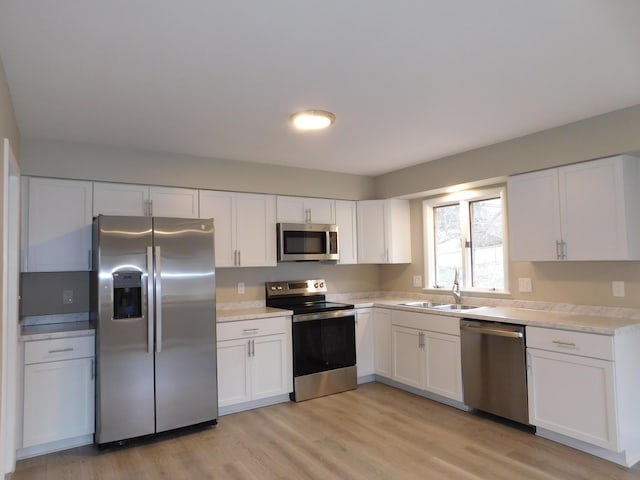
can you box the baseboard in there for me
[17,434,94,460]
[219,394,291,416]
[536,428,639,468]
[374,375,470,411]
[357,374,376,384]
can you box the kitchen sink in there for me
[400,301,448,308]
[432,304,481,310]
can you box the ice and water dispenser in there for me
[113,271,142,319]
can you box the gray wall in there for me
[377,104,640,308]
[375,104,640,199]
[20,138,375,201]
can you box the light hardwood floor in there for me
[12,383,640,479]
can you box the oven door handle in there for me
[293,309,356,323]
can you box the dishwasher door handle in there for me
[460,324,524,339]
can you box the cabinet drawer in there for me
[392,310,459,336]
[217,316,289,342]
[526,326,613,360]
[25,335,95,364]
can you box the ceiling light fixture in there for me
[289,110,335,131]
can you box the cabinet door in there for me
[217,339,252,407]
[149,186,199,218]
[304,198,335,224]
[508,169,561,261]
[391,326,423,389]
[93,182,149,216]
[199,190,236,267]
[355,309,374,377]
[335,200,357,264]
[276,196,335,224]
[385,199,411,264]
[357,200,386,263]
[373,308,392,378]
[252,334,291,400]
[23,357,95,448]
[560,158,627,260]
[527,348,618,451]
[25,177,93,271]
[235,193,277,267]
[424,332,462,401]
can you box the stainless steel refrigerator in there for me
[92,215,217,445]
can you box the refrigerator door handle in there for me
[146,246,154,354]
[155,245,163,353]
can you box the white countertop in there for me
[20,297,640,341]
[363,301,640,335]
[216,306,293,323]
[20,321,95,342]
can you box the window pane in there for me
[434,204,462,287]
[470,198,504,289]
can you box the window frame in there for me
[423,186,509,294]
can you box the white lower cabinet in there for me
[526,326,619,451]
[373,308,392,378]
[21,336,95,453]
[217,316,292,413]
[355,308,374,379]
[390,310,462,402]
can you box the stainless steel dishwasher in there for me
[460,319,529,425]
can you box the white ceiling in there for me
[1,1,639,176]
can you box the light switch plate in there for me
[518,278,532,293]
[412,275,422,287]
[612,281,625,297]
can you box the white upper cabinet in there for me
[23,177,93,272]
[93,182,149,216]
[94,183,198,218]
[508,155,640,261]
[357,199,411,264]
[199,191,276,267]
[276,196,335,224]
[149,186,199,218]
[335,200,358,264]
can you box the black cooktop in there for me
[265,279,354,314]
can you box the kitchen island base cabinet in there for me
[217,316,293,415]
[18,335,95,460]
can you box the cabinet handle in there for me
[238,250,241,266]
[556,240,562,260]
[149,199,154,216]
[88,250,92,270]
[48,347,74,354]
[562,241,567,260]
[418,332,424,348]
[91,358,95,380]
[552,340,576,348]
[243,328,259,333]
[252,339,255,357]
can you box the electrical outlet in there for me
[62,289,74,304]
[518,278,532,293]
[612,281,625,297]
[237,282,245,295]
[412,275,422,288]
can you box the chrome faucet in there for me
[452,268,462,305]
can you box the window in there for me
[424,187,508,292]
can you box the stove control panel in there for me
[266,279,327,297]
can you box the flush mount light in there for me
[289,110,335,131]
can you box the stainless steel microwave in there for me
[277,223,339,262]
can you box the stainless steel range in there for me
[265,279,357,401]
